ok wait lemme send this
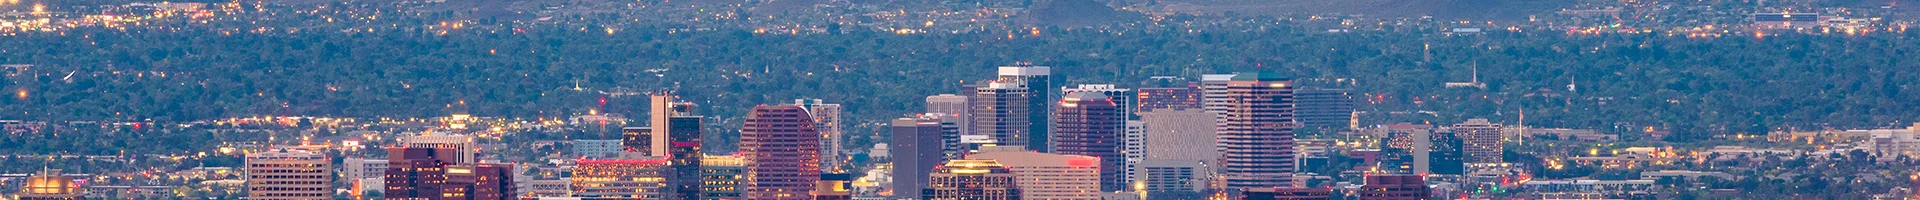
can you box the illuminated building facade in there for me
[700,155,745,200]
[974,81,1033,152]
[814,173,854,200]
[1136,82,1202,113]
[572,156,670,199]
[1051,91,1126,192]
[740,105,822,200]
[402,133,476,164]
[246,148,333,200]
[15,168,84,200]
[1453,119,1504,164]
[923,159,1021,200]
[997,64,1055,153]
[1220,72,1298,190]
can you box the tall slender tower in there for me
[1052,91,1126,192]
[667,115,704,200]
[794,99,846,172]
[891,117,947,200]
[740,105,821,200]
[998,64,1054,152]
[973,81,1032,151]
[1219,72,1298,190]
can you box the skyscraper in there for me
[967,146,1102,200]
[1064,84,1136,119]
[973,81,1033,151]
[245,148,333,200]
[1294,88,1356,130]
[890,117,947,200]
[1219,72,1298,190]
[998,64,1054,152]
[1052,91,1126,192]
[1200,74,1236,121]
[795,99,846,172]
[666,116,704,200]
[1123,120,1146,187]
[1454,119,1504,164]
[1136,82,1202,113]
[927,94,972,136]
[740,105,821,200]
[923,159,1022,200]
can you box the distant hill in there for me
[1154,0,1576,21]
[1020,0,1146,27]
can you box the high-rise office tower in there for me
[1219,72,1298,190]
[923,159,1022,200]
[17,168,84,200]
[1064,84,1136,119]
[1356,175,1429,200]
[1454,119,1504,164]
[1123,120,1145,187]
[740,105,821,200]
[571,155,670,199]
[383,147,514,200]
[998,64,1054,153]
[927,94,972,136]
[1294,88,1356,130]
[795,99,846,172]
[700,155,746,200]
[891,117,947,200]
[666,116,704,200]
[622,92,705,199]
[1201,74,1236,156]
[1136,82,1202,113]
[967,146,1101,200]
[1051,91,1126,192]
[1200,74,1236,121]
[402,133,476,164]
[246,148,333,200]
[973,81,1033,151]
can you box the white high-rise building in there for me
[246,148,333,200]
[796,98,845,172]
[1123,120,1145,186]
